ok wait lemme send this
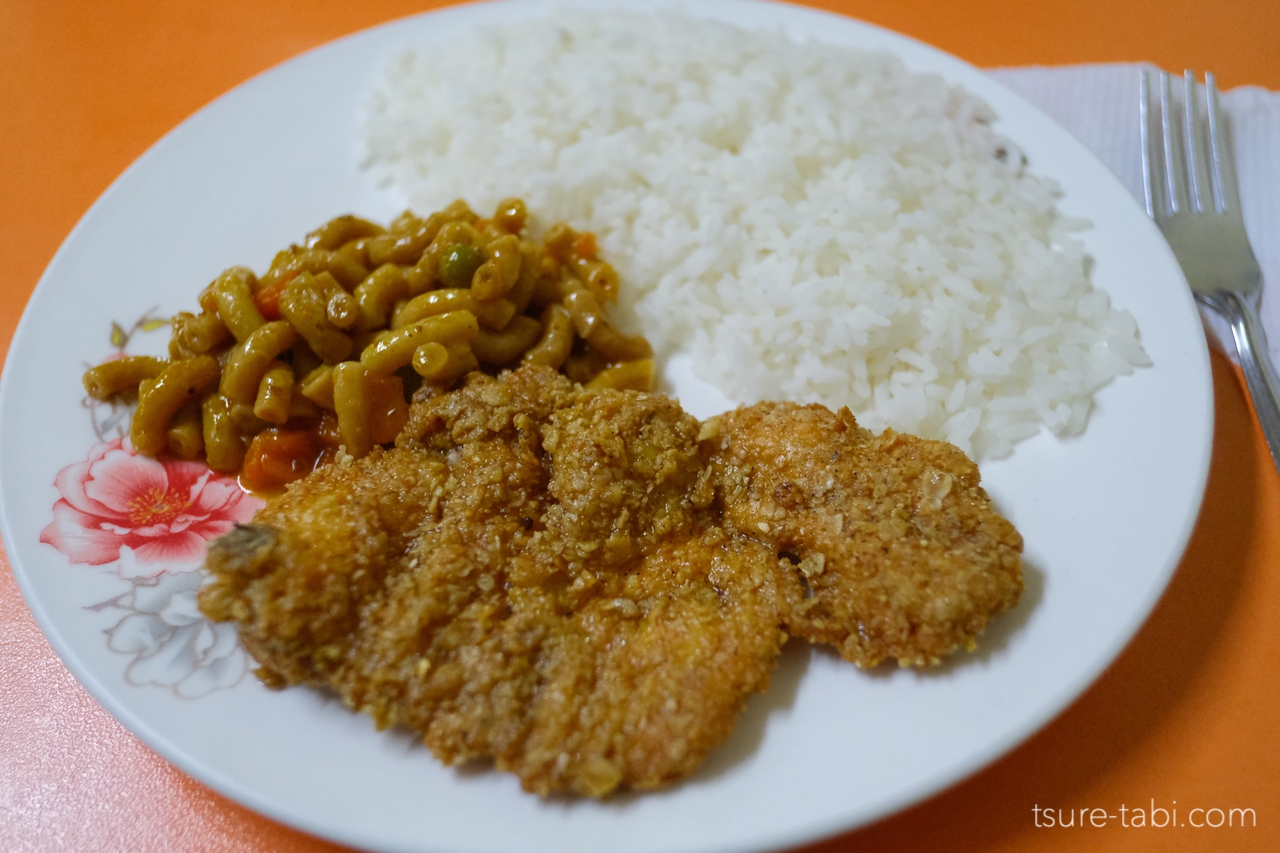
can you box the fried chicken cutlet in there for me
[199,366,1023,796]
[707,402,1024,668]
[200,367,798,796]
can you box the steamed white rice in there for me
[362,9,1149,460]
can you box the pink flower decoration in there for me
[40,437,263,574]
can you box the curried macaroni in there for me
[82,198,655,492]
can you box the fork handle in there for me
[1217,290,1280,476]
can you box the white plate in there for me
[0,1,1213,852]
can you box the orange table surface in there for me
[3,1,1279,851]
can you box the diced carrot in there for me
[240,454,267,494]
[573,232,597,260]
[241,429,317,494]
[253,277,290,321]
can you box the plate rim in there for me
[0,1,1215,851]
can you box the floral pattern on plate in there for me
[39,313,263,697]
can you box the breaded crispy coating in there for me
[708,402,1024,667]
[201,367,797,796]
[197,448,451,688]
[200,367,1022,796]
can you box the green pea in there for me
[439,244,484,289]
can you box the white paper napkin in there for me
[989,63,1280,364]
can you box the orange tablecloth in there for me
[3,1,1278,850]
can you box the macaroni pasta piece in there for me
[280,273,354,364]
[131,355,220,456]
[83,356,167,400]
[220,321,299,405]
[81,198,652,488]
[360,310,479,375]
[332,360,372,458]
[210,266,266,341]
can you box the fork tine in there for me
[1204,71,1233,214]
[1183,70,1204,213]
[1140,69,1157,217]
[1158,70,1186,215]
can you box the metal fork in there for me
[1140,68,1280,474]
